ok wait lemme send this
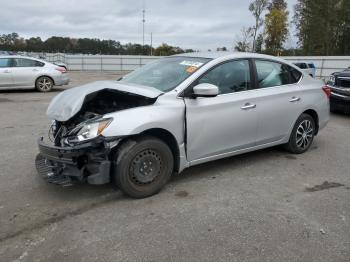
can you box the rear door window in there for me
[255,60,302,88]
[13,58,43,67]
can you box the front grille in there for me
[35,154,73,186]
[340,79,350,88]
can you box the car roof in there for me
[0,55,49,64]
[0,55,43,61]
[174,51,280,59]
[173,51,299,68]
[293,61,315,65]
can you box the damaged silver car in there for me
[36,52,330,198]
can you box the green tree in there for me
[268,0,287,10]
[294,0,350,55]
[0,32,187,56]
[0,32,19,50]
[255,34,264,53]
[26,37,43,52]
[264,0,289,55]
[249,0,269,52]
[154,43,184,56]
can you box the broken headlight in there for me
[69,118,113,143]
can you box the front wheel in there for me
[284,114,315,154]
[36,76,53,92]
[112,136,174,198]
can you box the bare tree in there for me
[249,0,269,52]
[234,27,254,52]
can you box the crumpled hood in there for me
[47,80,163,121]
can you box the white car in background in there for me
[0,56,69,92]
[293,62,316,78]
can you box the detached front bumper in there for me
[35,137,117,186]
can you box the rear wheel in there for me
[112,136,174,198]
[284,114,315,154]
[36,76,53,92]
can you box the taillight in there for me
[322,86,331,98]
[56,67,66,73]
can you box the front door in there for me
[0,58,13,87]
[184,59,258,162]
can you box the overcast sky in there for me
[0,0,298,50]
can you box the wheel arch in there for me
[112,128,181,173]
[139,128,180,172]
[35,75,55,86]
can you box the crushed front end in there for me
[35,81,160,186]
[36,118,120,186]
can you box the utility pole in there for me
[142,8,145,48]
[150,32,153,56]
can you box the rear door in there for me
[184,59,258,162]
[253,59,303,145]
[11,58,43,86]
[0,58,14,87]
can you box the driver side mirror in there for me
[192,83,219,98]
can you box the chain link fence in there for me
[18,52,350,79]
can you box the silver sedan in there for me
[0,55,69,92]
[37,52,330,198]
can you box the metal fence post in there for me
[320,59,325,79]
[82,55,84,71]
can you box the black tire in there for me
[112,136,174,198]
[284,114,315,154]
[36,76,53,92]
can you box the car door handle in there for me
[289,97,301,102]
[3,70,11,73]
[241,103,256,110]
[32,69,39,72]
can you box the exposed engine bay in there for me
[49,89,157,146]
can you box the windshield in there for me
[119,56,211,92]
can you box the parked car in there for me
[293,62,316,77]
[0,56,69,92]
[327,67,350,113]
[36,52,330,198]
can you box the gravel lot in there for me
[0,71,349,262]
